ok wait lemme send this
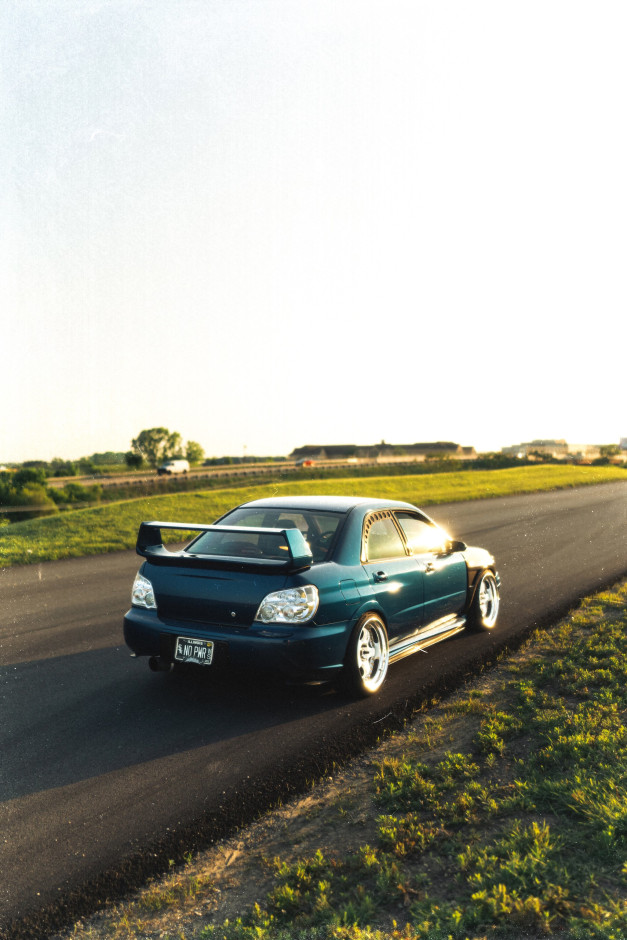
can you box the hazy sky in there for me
[2,1,626,462]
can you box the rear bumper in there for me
[123,607,351,680]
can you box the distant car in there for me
[157,459,190,475]
[124,495,500,696]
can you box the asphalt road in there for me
[1,482,626,935]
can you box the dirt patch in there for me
[52,754,385,938]
[49,669,512,939]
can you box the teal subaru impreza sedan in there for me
[123,495,500,696]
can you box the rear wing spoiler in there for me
[136,521,314,571]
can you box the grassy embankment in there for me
[59,580,627,940]
[1,464,625,568]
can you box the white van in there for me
[157,459,190,475]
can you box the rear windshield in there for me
[187,507,343,563]
[186,528,289,560]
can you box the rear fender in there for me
[347,601,389,638]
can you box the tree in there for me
[88,452,127,466]
[185,441,205,465]
[125,451,144,469]
[168,432,183,458]
[0,468,58,521]
[50,458,77,477]
[21,460,49,472]
[600,444,620,458]
[130,428,183,468]
[13,467,48,487]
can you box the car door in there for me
[361,511,425,641]
[394,511,467,626]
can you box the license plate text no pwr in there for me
[175,637,214,665]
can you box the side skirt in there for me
[389,615,466,665]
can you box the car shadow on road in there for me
[0,646,354,802]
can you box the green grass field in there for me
[0,464,624,567]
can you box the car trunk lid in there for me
[144,560,287,627]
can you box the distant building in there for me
[620,438,627,452]
[290,442,476,461]
[567,444,602,461]
[501,439,601,461]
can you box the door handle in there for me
[373,570,388,582]
[425,562,435,574]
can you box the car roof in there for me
[238,495,417,513]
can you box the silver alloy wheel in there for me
[478,572,499,627]
[356,616,389,693]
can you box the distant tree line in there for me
[0,466,102,522]
[0,467,58,521]
[18,452,127,477]
[0,429,207,522]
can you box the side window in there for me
[395,512,447,554]
[365,515,406,562]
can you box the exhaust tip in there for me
[148,656,172,673]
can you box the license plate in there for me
[174,636,214,666]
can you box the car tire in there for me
[467,570,500,631]
[342,613,389,696]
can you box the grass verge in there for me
[57,579,627,940]
[1,464,625,567]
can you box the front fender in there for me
[461,546,500,610]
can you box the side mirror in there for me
[447,539,467,553]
